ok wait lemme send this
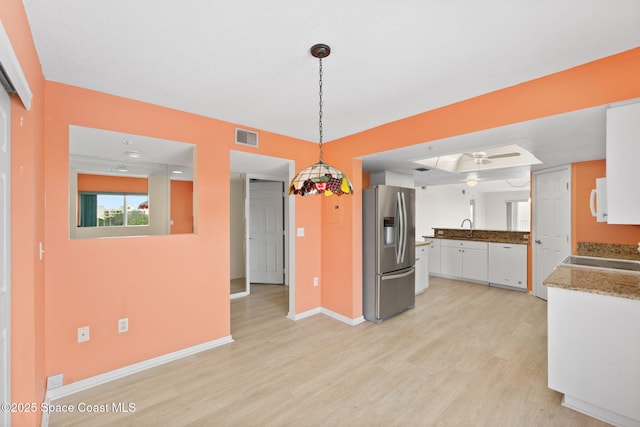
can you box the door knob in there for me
[535,240,542,244]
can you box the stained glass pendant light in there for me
[289,44,353,197]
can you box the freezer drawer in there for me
[364,267,415,323]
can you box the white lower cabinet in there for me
[424,238,441,274]
[440,245,462,277]
[461,247,488,282]
[415,244,429,294]
[548,287,640,425]
[488,243,527,290]
[439,239,488,283]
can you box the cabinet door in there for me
[415,247,426,294]
[606,102,640,224]
[462,248,487,282]
[426,239,441,274]
[440,246,462,277]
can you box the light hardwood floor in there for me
[48,278,608,426]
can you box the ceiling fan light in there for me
[466,178,478,187]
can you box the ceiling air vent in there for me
[235,128,258,148]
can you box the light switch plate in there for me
[118,318,129,333]
[297,228,304,237]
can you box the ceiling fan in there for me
[463,150,521,165]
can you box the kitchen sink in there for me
[561,255,640,272]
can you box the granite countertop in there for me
[424,228,530,245]
[544,265,640,301]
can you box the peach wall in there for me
[571,160,640,251]
[77,174,148,193]
[170,180,194,234]
[295,197,323,313]
[320,158,363,318]
[2,1,46,425]
[43,82,322,386]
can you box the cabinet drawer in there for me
[440,239,487,250]
[424,238,440,248]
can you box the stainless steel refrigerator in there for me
[363,185,415,323]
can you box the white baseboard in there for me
[289,306,365,326]
[44,335,233,402]
[562,394,640,427]
[289,307,321,321]
[320,308,365,326]
[230,291,249,300]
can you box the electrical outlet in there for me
[77,326,90,343]
[313,277,319,286]
[118,318,129,333]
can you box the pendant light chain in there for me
[318,57,324,163]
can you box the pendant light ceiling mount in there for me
[310,43,331,59]
[289,43,353,197]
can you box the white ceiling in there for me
[22,1,640,188]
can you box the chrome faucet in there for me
[460,218,473,237]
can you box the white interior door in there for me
[249,180,284,284]
[533,166,571,300]
[1,87,12,426]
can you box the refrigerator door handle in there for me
[402,192,407,262]
[395,192,402,264]
[400,192,407,263]
[381,267,415,281]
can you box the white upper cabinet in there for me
[369,171,415,189]
[606,102,640,224]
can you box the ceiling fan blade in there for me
[487,152,521,159]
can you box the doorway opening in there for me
[229,151,296,318]
[506,199,530,231]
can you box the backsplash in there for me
[429,228,530,245]
[576,242,640,261]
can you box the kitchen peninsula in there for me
[423,228,530,290]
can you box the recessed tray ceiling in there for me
[414,144,542,173]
